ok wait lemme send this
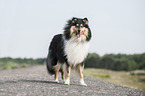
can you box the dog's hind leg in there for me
[75,64,87,86]
[61,64,66,83]
[61,71,65,80]
[64,64,72,85]
[54,62,61,83]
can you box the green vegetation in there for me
[83,68,145,91]
[1,62,29,70]
[85,53,145,71]
[0,57,45,70]
[83,53,145,91]
[1,61,19,70]
[0,53,145,71]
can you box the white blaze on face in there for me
[64,37,89,66]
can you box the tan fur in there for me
[77,27,89,42]
[75,64,84,80]
[65,65,72,80]
[81,27,88,37]
[53,62,66,81]
[53,63,61,81]
[70,26,88,38]
[70,26,77,36]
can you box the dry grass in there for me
[83,68,145,91]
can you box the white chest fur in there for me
[64,37,89,66]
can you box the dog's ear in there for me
[83,18,88,25]
[72,17,78,24]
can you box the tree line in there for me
[85,53,145,71]
[0,53,145,71]
[0,57,45,69]
[0,57,45,65]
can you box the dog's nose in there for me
[78,29,80,33]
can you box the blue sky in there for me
[0,0,145,58]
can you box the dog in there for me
[46,17,91,86]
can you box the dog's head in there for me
[64,17,91,41]
[70,17,89,38]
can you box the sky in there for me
[0,0,145,58]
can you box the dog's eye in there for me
[76,24,79,27]
[80,26,83,28]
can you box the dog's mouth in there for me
[77,30,81,37]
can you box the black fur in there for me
[46,34,66,74]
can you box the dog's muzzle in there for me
[77,29,81,37]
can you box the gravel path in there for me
[0,65,144,96]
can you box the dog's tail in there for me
[46,34,63,75]
[46,50,56,75]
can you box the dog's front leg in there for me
[76,64,87,86]
[64,65,71,85]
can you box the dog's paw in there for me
[80,80,87,86]
[64,79,70,85]
[54,79,59,83]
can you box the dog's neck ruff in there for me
[64,36,89,66]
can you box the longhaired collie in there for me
[46,17,92,86]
